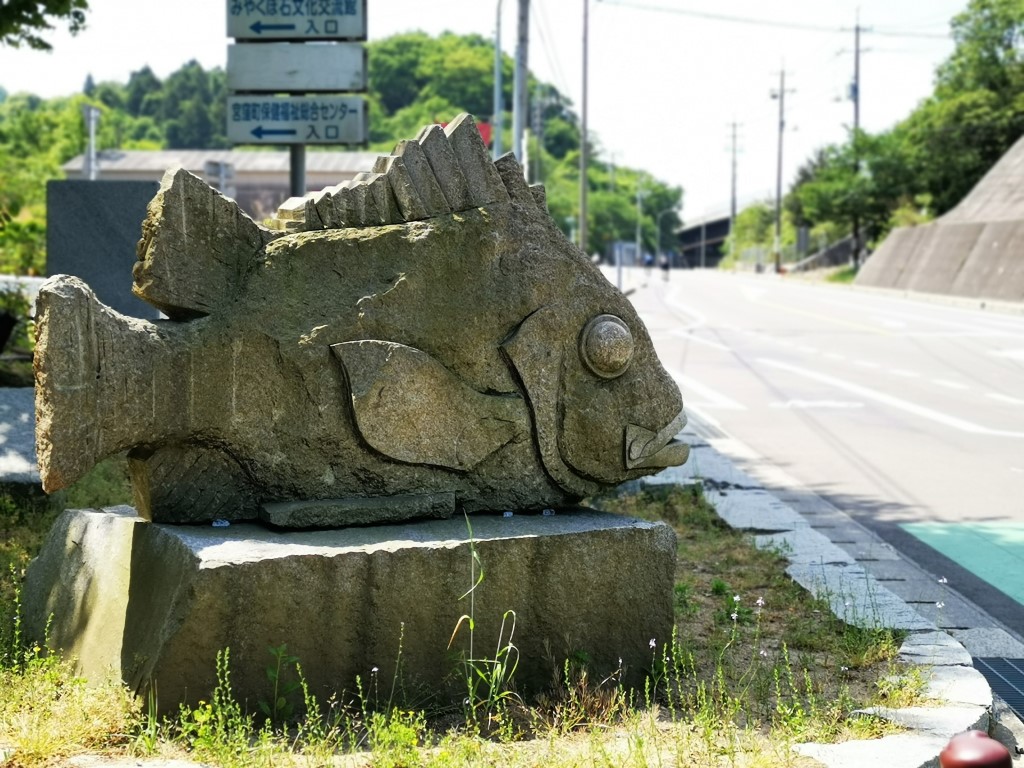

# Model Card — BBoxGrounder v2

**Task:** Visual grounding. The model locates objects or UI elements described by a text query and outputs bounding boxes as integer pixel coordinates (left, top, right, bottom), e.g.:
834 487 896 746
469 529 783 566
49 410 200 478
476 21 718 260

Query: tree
936 0 1024 99
0 0 89 50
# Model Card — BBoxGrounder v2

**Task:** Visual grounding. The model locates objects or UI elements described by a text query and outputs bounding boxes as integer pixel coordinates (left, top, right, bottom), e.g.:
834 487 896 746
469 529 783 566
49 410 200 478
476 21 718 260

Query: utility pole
532 84 545 184
850 15 869 269
579 0 590 255
729 121 741 248
631 174 645 290
512 0 529 162
81 105 101 181
770 69 794 274
492 0 503 160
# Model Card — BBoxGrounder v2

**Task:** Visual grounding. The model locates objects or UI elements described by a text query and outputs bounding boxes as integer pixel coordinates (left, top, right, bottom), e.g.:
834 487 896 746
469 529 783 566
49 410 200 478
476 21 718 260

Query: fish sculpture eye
579 314 635 379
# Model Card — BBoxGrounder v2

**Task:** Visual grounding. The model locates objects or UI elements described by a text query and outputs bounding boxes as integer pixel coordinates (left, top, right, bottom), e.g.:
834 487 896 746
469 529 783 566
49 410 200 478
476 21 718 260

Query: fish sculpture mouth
624 409 690 470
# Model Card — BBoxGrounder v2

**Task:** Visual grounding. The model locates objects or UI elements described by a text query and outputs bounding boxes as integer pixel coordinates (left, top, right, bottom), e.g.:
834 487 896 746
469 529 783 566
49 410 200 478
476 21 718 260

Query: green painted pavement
902 522 1024 606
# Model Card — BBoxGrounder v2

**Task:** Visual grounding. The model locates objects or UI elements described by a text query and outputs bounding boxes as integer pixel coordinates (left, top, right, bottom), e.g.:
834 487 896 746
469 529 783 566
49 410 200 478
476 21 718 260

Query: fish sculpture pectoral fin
331 340 528 471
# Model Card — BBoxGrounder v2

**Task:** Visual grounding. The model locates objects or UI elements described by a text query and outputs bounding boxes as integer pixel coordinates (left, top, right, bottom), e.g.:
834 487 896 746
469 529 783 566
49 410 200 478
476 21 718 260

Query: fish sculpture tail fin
34 276 156 493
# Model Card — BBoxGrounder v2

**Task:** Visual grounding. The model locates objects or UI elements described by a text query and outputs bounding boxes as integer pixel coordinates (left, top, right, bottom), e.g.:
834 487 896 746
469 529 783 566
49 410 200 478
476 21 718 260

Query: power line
531 0 571 97
596 0 951 39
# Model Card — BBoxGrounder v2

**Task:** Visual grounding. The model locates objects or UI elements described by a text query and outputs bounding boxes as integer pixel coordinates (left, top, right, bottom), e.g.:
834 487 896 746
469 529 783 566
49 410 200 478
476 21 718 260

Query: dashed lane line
759 358 1024 438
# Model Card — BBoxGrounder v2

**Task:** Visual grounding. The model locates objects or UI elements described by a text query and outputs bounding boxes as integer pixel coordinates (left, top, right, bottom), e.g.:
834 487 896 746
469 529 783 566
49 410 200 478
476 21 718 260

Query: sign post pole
226 1 368 199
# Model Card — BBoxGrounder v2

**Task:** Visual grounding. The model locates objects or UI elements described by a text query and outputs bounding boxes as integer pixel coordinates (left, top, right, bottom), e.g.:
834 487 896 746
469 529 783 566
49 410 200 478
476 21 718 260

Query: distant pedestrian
659 253 670 281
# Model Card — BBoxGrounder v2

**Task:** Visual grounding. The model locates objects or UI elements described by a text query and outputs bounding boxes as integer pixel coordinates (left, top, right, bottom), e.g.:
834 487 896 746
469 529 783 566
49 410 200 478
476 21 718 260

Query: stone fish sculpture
34 113 689 527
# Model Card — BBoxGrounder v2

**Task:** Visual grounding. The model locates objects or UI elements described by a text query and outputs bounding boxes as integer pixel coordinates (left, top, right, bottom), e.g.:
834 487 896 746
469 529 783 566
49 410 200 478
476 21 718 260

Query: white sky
0 0 965 218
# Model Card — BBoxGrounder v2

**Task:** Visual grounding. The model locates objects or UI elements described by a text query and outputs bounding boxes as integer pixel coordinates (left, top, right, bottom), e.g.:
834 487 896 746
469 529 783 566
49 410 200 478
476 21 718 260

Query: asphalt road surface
614 266 1024 636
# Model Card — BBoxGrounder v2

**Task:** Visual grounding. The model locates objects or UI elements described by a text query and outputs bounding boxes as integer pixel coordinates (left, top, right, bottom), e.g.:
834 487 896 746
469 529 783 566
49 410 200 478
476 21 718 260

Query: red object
939 731 1012 768
438 120 492 148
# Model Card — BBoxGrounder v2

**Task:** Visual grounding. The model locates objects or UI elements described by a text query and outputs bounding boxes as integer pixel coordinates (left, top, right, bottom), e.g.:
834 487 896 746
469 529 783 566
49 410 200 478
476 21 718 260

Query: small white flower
841 665 849 672
759 649 768 658
938 576 948 584
649 638 657 650
755 596 765 607
936 601 945 609
730 612 738 621
371 666 379 674
733 594 741 603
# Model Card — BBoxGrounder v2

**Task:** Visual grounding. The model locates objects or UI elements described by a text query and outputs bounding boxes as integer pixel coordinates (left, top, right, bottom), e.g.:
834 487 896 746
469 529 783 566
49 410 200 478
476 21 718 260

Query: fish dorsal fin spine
268 113 543 233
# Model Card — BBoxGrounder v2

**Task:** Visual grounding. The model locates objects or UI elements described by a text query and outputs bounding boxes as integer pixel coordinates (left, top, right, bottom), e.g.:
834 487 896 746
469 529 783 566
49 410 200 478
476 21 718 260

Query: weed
447 513 522 731
259 642 301 724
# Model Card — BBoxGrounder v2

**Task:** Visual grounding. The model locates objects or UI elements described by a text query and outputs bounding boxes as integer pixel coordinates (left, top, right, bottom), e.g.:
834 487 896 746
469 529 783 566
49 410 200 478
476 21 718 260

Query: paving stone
855 704 990 738
905 598 995 630
0 387 38 484
900 631 974 666
704 488 808 532
879 578 950 604
922 665 992 708
651 442 760 488
953 627 1024 657
794 732 949 768
862 560 936 581
786 562 936 631
755 527 857 565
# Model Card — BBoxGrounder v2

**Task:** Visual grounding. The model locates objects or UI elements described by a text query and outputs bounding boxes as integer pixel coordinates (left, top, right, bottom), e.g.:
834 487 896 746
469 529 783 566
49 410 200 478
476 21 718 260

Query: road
614 267 1024 636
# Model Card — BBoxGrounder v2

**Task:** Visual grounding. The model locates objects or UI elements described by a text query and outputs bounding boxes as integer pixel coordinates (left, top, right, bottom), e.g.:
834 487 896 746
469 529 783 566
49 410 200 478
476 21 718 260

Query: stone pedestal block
24 506 675 713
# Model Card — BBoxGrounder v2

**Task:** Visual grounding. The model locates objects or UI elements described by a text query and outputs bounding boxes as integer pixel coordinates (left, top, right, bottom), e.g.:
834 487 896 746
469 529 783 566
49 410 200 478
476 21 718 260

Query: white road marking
667 369 747 411
988 393 1024 407
889 369 920 378
670 329 732 351
932 379 970 391
758 358 1024 438
875 317 908 329
770 400 865 410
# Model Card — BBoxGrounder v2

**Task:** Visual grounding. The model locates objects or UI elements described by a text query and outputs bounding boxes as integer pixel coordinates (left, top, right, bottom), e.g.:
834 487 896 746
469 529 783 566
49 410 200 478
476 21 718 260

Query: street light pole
492 0 503 160
770 67 793 274
656 207 675 262
579 0 589 255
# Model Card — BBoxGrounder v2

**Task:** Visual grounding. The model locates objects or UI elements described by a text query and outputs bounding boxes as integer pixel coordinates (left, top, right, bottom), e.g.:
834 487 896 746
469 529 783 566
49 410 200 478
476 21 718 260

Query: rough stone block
24 507 676 713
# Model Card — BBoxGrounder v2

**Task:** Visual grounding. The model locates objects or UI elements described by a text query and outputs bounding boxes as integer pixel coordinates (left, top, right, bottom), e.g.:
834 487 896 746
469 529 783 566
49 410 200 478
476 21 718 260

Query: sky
0 0 968 219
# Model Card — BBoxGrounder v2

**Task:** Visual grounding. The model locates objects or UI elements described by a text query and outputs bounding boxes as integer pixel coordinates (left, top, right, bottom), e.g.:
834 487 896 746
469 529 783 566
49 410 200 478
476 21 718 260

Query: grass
0 480 925 767
825 266 858 284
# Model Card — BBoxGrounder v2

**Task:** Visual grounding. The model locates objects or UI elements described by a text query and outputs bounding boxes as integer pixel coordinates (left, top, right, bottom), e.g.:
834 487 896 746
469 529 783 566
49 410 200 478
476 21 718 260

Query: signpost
227 2 366 41
227 42 366 92
227 95 367 144
226 0 368 195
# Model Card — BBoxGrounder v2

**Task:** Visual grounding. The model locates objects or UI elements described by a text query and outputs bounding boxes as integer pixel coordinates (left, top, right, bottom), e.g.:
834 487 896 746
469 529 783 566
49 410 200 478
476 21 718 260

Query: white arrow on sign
227 0 367 41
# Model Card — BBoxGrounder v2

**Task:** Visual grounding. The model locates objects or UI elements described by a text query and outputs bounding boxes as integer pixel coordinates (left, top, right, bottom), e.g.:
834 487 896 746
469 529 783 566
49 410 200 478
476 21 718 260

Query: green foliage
259 643 302 724
0 0 89 50
448 515 522 731
175 648 260 763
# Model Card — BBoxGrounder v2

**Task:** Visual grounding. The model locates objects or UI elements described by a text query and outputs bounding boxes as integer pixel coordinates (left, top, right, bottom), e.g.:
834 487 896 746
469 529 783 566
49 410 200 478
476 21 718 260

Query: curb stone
646 428 1019 768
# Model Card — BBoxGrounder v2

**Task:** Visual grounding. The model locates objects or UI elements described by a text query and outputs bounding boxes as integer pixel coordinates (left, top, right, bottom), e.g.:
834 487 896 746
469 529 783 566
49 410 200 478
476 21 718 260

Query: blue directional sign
227 0 367 41
226 95 367 145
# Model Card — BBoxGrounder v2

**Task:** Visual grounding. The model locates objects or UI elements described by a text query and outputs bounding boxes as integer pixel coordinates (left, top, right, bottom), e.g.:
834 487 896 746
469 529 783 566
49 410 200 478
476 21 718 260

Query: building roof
63 148 379 176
